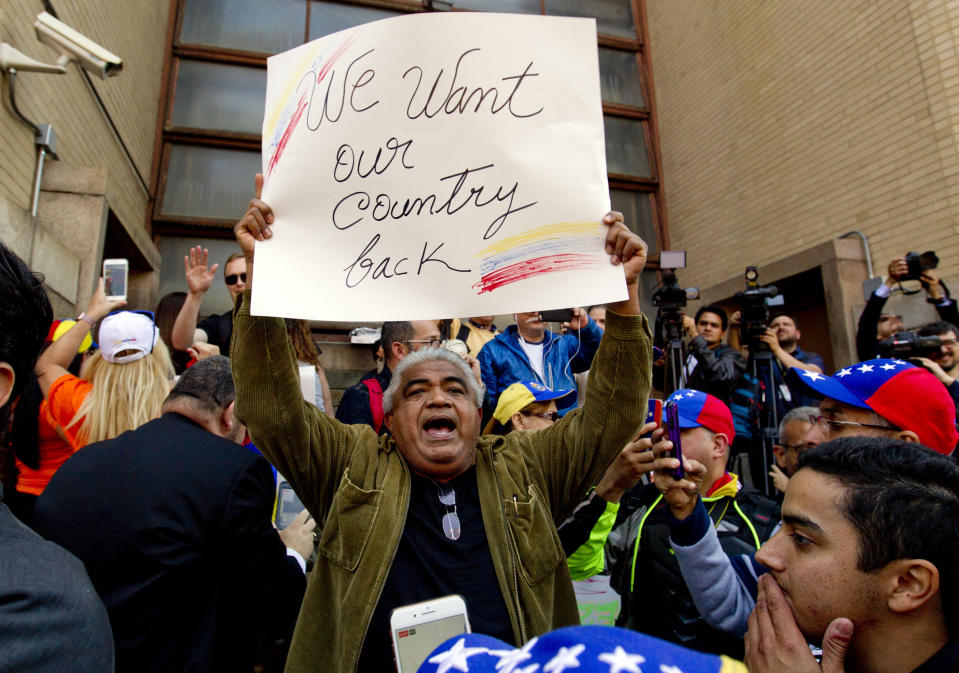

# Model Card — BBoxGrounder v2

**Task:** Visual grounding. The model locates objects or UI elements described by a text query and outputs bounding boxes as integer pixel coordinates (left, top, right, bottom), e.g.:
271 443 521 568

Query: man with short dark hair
587 305 606 331
650 358 959 641
35 356 312 673
856 256 959 361
172 247 247 354
915 319 959 416
745 438 959 673
335 319 442 432
232 184 650 673
0 241 113 673
680 304 746 404
755 314 824 416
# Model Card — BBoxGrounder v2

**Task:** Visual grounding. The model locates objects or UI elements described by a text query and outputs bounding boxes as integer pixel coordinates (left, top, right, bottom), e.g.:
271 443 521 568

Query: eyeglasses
521 410 559 422
225 273 247 286
807 415 898 434
437 484 461 541
780 442 813 452
402 338 443 349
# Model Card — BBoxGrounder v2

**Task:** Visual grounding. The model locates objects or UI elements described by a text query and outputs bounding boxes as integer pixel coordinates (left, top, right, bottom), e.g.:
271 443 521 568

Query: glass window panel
604 116 651 177
599 48 644 108
610 189 655 247
171 61 266 135
450 0 543 12
309 1 402 40
545 0 636 39
160 145 262 220
180 0 306 54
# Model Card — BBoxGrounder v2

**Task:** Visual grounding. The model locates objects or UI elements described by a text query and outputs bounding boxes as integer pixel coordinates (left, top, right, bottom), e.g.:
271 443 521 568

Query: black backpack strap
456 323 472 350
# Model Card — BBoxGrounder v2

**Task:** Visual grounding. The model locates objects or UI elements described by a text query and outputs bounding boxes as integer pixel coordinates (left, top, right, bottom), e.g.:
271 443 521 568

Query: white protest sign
253 12 625 321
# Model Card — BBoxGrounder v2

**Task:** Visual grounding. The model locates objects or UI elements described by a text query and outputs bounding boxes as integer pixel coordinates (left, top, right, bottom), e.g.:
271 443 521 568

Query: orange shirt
15 374 91 495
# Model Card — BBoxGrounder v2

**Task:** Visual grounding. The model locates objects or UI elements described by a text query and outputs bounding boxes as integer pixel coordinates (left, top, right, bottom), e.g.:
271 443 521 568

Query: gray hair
165 355 235 417
382 348 484 413
778 405 818 442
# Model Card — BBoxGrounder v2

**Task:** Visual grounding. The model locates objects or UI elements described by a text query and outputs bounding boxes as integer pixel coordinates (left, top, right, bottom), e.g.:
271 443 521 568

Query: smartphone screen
275 481 306 530
664 400 684 479
394 613 468 673
103 260 127 299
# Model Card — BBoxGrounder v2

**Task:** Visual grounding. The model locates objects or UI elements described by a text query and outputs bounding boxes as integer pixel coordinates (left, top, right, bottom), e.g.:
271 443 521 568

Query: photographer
740 313 825 417
856 256 959 361
679 305 746 405
915 320 959 416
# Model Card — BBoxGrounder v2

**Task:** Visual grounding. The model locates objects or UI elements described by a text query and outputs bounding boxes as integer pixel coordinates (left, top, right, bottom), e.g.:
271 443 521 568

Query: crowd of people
0 177 958 673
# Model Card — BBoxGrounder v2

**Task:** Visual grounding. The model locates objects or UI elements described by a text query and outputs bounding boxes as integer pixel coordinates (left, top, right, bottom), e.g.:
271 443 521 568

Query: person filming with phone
229 174 651 673
477 306 603 420
604 388 779 658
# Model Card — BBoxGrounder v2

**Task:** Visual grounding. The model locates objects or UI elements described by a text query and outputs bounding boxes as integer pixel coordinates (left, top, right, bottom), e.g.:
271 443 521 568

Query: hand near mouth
745 575 852 673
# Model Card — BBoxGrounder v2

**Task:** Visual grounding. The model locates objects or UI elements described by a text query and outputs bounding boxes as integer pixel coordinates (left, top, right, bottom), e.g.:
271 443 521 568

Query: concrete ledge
40 161 107 196
31 226 79 303
0 194 34 259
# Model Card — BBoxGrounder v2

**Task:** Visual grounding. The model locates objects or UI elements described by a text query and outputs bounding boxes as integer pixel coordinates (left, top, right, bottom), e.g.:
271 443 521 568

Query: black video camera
651 270 699 345
876 331 942 359
651 270 695 311
734 267 783 351
903 251 939 282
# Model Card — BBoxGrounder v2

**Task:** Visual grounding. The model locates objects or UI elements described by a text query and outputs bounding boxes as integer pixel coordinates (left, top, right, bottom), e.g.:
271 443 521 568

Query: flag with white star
417 625 746 673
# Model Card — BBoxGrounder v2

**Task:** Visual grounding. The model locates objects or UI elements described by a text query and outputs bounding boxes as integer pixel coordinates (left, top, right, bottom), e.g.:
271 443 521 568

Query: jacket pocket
318 470 381 571
504 486 564 586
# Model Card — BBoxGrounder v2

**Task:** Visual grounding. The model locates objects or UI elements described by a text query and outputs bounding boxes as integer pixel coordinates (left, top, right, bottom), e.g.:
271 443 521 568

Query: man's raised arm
514 212 652 518
230 173 372 518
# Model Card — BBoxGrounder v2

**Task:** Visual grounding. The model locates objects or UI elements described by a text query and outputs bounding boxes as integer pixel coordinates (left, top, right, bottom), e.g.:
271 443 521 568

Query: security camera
33 12 122 79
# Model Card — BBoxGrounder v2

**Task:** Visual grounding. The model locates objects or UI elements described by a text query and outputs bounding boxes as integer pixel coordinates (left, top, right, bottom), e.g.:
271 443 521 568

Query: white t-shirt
518 338 545 380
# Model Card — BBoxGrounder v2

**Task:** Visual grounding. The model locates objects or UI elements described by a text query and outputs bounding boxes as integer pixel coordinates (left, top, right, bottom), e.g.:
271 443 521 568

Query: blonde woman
36 280 174 449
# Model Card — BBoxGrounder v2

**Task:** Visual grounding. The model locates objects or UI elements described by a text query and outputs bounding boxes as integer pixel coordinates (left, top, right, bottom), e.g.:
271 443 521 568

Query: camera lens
919 251 939 271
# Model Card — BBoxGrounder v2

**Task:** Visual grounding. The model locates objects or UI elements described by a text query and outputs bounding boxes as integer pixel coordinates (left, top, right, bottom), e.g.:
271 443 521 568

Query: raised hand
183 246 219 296
234 173 274 262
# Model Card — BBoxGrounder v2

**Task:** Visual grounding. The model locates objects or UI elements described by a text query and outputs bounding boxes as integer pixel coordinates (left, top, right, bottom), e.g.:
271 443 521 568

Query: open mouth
422 415 457 439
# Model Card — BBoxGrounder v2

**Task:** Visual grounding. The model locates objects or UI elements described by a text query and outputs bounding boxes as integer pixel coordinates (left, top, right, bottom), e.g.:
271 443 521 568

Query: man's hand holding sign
237 171 645 316
230 12 652 673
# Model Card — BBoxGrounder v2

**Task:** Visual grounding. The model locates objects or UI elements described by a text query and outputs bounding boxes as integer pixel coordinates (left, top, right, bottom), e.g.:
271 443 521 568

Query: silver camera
34 12 122 79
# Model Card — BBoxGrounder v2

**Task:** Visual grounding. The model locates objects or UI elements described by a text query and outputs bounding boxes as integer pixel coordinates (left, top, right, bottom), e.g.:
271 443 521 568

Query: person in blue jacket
478 308 602 419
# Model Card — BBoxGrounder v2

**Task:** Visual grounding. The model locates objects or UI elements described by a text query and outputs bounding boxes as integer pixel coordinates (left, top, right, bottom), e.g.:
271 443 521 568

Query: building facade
647 0 959 368
1 0 170 316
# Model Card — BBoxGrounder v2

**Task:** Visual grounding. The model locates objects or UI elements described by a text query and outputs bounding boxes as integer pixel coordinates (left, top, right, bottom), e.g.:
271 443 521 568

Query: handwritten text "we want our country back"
269 46 546 289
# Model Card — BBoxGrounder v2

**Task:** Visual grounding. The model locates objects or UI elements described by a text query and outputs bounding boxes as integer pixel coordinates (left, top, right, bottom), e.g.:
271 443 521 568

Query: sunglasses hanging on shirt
436 483 461 541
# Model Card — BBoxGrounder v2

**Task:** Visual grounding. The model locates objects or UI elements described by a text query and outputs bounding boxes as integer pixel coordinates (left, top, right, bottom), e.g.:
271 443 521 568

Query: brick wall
1 0 169 242
646 0 959 294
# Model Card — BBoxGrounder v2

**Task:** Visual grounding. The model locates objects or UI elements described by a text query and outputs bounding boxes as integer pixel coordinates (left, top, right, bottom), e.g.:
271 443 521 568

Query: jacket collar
703 472 740 500
504 324 559 350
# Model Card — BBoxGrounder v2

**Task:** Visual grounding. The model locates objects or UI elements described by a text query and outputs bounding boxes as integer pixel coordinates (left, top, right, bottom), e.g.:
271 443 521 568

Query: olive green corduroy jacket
231 291 651 673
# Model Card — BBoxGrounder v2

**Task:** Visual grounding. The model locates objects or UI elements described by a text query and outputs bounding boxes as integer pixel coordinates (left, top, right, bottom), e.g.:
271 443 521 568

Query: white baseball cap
98 311 159 365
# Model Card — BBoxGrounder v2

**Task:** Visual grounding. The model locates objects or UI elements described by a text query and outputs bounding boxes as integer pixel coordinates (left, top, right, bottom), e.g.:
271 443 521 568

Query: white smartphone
390 594 470 673
102 258 128 301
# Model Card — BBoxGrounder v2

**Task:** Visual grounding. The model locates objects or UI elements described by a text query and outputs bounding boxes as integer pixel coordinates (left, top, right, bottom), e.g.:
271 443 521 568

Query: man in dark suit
35 356 314 673
0 241 113 673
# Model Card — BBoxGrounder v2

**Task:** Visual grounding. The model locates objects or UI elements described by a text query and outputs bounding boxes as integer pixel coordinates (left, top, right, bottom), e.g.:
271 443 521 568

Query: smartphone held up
103 258 128 302
664 400 684 480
